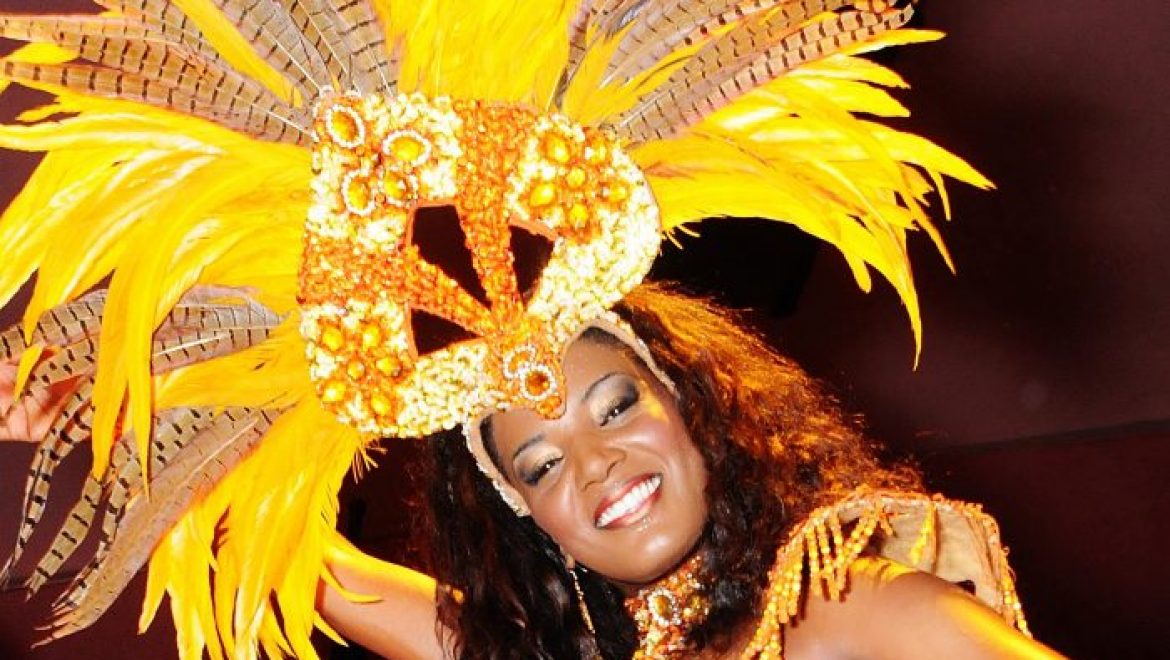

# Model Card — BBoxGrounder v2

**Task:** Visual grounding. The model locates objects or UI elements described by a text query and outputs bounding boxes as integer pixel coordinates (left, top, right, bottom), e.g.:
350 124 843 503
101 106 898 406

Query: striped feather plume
0 288 281 603
0 1 986 658
560 0 991 356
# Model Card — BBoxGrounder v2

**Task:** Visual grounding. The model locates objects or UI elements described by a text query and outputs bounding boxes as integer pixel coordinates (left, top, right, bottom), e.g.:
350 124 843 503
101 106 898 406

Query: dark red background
2 1 1167 658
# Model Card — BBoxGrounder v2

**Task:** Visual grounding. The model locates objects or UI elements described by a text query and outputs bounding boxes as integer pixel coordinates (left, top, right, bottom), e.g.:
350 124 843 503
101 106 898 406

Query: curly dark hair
422 282 921 659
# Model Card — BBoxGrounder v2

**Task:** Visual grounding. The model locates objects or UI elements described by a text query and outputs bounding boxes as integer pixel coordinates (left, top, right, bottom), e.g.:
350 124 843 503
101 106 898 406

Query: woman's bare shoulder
784 557 1064 660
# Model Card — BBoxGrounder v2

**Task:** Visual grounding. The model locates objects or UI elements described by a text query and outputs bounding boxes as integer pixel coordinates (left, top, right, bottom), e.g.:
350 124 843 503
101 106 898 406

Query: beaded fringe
741 488 1031 659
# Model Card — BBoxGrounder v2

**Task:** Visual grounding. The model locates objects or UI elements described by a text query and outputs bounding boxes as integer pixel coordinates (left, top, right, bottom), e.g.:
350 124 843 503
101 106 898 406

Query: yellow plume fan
142 400 362 660
640 39 991 361
391 0 570 103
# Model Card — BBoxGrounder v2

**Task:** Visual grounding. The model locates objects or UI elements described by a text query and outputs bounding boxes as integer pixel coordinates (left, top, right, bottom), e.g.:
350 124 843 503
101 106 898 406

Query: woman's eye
600 387 639 425
523 456 561 486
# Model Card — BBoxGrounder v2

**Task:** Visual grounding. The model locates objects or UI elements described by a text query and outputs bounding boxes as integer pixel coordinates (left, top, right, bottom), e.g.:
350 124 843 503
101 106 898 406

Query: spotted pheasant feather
616 2 917 142
0 0 402 145
0 287 281 593
39 407 276 642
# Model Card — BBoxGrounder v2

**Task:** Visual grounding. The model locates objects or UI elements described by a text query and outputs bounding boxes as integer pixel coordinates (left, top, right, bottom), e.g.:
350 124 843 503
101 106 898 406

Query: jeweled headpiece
0 1 988 657
301 93 659 437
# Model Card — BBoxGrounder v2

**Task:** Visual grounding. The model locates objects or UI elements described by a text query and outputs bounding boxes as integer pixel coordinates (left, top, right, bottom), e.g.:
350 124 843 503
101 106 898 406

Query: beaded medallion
625 553 711 658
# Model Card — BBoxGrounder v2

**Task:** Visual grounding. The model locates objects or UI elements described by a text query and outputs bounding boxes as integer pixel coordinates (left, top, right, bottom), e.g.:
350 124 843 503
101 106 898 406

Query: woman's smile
594 473 662 529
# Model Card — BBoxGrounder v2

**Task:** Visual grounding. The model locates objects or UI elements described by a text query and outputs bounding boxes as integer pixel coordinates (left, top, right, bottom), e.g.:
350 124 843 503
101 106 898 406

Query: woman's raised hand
0 355 70 442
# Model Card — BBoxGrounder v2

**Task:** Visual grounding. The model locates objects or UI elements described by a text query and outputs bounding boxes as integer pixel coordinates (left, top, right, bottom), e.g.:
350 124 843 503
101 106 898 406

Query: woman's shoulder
782 556 1062 659
739 487 1043 659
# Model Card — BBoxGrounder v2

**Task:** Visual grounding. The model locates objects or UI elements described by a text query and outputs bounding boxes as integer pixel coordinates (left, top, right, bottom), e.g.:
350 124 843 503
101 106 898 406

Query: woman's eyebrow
579 371 622 407
511 432 546 464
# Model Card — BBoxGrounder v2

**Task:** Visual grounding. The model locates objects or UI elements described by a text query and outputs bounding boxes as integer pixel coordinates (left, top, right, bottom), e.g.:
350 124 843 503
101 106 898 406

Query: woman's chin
589 523 704 592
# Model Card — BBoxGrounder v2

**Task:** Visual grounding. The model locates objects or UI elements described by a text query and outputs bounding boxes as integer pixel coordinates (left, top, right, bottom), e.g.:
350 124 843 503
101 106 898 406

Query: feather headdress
0 1 988 658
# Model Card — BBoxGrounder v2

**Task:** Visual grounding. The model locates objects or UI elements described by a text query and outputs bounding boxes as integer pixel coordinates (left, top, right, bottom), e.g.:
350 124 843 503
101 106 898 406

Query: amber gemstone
376 356 402 377
389 134 426 163
566 167 587 189
370 392 394 416
569 203 590 227
346 360 366 380
543 134 571 164
321 379 346 403
383 171 411 202
361 323 383 350
649 591 675 621
329 107 362 144
529 182 557 208
321 326 346 351
586 139 608 165
524 369 550 395
345 177 372 212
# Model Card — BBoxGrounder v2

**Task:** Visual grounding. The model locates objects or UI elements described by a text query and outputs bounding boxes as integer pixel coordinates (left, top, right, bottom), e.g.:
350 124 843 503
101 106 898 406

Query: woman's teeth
596 475 662 528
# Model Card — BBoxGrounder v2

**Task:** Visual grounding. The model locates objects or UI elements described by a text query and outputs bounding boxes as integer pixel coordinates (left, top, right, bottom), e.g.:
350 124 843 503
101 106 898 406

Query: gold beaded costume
0 1 1024 658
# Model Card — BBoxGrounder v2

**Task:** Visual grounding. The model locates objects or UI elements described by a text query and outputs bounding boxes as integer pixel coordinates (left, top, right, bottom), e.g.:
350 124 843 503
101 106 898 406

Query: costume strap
742 487 1031 658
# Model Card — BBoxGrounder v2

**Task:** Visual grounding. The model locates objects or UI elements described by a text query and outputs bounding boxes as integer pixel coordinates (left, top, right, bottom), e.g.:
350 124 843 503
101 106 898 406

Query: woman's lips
594 474 662 529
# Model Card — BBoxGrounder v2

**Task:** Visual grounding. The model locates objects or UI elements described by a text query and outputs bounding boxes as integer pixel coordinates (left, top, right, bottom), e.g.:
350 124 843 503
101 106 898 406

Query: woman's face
486 336 708 591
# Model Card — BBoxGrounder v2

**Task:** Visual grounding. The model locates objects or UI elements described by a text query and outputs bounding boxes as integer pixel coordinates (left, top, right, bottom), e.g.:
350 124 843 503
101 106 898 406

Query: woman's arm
786 557 1064 659
319 528 451 660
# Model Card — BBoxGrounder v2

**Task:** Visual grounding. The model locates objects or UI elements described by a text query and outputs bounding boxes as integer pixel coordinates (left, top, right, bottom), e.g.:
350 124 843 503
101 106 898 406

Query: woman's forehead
491 339 639 426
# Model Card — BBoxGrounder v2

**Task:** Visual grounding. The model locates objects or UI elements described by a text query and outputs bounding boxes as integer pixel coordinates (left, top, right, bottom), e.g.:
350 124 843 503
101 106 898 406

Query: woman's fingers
0 358 73 443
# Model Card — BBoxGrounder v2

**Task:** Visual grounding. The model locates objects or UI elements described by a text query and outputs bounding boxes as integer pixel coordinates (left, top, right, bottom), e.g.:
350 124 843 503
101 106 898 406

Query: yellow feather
790 53 910 88
793 77 910 118
13 343 44 399
863 122 993 191
840 28 944 57
154 320 310 412
171 0 298 105
562 21 700 125
394 1 570 103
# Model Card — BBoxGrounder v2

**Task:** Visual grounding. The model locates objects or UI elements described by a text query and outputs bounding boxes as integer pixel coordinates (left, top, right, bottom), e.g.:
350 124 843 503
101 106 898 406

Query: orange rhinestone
649 592 673 620
524 369 550 396
361 323 383 350
389 134 426 163
321 379 346 403
370 392 394 416
345 177 372 212
529 182 557 208
605 182 630 203
346 360 366 380
543 134 571 164
569 202 590 227
375 356 402 377
586 139 609 165
566 167 587 189
329 108 362 144
321 326 345 351
383 171 411 203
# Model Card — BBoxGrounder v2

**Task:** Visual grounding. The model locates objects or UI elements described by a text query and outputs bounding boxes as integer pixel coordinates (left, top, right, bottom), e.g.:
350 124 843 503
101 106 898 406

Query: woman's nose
572 436 625 489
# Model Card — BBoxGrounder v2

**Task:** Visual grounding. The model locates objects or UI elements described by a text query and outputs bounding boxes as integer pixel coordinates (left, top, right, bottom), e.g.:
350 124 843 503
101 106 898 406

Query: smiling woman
417 284 1055 659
